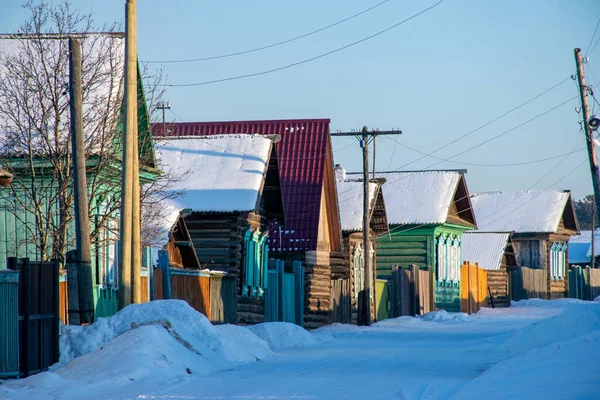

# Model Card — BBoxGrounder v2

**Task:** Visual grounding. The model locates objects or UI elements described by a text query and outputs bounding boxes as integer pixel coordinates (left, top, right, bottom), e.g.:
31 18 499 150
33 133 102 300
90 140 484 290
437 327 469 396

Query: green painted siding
377 223 473 312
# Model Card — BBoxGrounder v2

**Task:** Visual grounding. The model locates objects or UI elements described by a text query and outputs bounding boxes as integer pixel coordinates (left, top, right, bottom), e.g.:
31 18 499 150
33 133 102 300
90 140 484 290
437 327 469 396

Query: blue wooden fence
265 259 304 326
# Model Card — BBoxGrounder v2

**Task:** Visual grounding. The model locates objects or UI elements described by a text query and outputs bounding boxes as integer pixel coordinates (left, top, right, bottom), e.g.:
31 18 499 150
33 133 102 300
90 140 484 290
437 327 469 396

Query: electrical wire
141 0 392 63
386 76 572 172
164 0 446 87
396 141 585 167
585 16 600 57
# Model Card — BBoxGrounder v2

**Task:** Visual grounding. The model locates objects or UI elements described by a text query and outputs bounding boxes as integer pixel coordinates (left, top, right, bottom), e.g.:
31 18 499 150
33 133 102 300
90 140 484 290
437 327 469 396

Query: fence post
158 250 171 300
149 265 155 301
52 259 59 364
22 258 30 377
65 250 81 325
390 265 399 318
410 264 420 316
293 261 304 327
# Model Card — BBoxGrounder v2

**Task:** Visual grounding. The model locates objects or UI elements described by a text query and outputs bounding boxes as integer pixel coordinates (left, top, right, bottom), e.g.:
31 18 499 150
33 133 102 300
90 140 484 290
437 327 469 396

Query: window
242 229 268 298
550 241 567 280
353 242 364 301
437 234 461 284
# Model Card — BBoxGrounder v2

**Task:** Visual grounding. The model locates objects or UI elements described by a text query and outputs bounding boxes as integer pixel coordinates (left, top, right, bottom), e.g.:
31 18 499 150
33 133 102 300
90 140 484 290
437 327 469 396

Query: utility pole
69 37 94 324
331 127 402 325
119 0 137 309
592 208 595 269
575 48 600 222
156 102 171 136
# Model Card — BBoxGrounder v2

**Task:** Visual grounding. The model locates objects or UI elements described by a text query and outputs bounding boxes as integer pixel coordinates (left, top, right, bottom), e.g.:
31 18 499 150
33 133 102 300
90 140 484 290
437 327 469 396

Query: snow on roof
470 191 570 234
0 34 125 155
461 232 510 271
347 171 462 225
155 135 272 241
336 181 378 232
583 228 600 258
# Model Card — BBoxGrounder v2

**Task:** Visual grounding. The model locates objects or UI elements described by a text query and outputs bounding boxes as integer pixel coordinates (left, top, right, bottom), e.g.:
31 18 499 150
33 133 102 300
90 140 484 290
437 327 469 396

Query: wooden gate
7 257 59 377
509 267 548 301
375 279 389 321
460 262 488 314
569 266 600 300
386 265 434 318
265 259 304 326
331 279 350 323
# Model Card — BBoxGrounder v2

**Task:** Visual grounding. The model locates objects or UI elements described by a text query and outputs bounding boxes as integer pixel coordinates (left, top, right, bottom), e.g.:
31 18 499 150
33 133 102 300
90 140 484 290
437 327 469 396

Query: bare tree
0 1 180 267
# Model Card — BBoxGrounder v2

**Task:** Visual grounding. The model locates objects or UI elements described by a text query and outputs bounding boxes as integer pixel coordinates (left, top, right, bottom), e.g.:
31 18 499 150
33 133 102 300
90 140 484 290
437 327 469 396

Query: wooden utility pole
119 0 137 309
69 38 94 324
331 127 402 325
575 48 600 222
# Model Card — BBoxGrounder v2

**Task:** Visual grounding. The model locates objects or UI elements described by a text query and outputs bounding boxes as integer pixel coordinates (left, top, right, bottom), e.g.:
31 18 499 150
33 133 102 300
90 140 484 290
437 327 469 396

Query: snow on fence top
155 135 273 239
461 232 510 270
470 190 569 234
347 171 462 225
336 181 378 232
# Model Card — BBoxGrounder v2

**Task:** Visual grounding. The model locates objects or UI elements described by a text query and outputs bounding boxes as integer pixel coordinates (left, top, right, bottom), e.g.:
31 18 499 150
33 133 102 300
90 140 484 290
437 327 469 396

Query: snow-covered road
2 299 599 400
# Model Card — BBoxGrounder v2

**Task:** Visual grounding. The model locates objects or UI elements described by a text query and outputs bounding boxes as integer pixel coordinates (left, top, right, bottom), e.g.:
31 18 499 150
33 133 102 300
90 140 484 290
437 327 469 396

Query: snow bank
500 300 600 355
454 330 600 399
249 322 318 350
60 300 270 367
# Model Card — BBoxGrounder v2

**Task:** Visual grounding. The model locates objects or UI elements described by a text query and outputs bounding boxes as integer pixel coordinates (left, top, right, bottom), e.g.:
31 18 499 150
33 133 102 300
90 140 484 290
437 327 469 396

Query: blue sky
3 0 600 199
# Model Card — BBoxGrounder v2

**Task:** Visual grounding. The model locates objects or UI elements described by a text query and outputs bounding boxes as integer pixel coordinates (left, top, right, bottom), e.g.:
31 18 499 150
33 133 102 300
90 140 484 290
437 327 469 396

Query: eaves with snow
347 170 476 227
470 190 579 234
336 180 379 232
155 135 277 242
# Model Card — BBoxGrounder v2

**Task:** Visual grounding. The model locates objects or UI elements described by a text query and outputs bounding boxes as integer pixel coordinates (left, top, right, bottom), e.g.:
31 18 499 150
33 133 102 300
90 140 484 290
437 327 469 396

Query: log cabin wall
512 233 570 299
179 211 269 325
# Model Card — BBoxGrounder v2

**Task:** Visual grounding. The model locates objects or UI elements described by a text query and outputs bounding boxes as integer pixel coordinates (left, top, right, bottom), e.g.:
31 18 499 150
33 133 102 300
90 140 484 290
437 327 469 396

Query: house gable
445 174 476 228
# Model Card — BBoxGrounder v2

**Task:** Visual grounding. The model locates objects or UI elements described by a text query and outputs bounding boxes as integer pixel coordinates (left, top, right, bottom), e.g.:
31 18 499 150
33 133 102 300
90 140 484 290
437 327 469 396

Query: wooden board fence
569 266 600 301
386 265 433 318
460 262 488 314
509 267 547 301
331 279 351 323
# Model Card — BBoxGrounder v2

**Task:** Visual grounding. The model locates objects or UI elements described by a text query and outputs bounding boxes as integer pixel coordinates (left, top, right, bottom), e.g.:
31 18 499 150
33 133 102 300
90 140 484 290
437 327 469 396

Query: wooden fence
569 266 600 301
153 267 237 324
7 257 59 378
331 279 351 323
376 265 433 320
460 262 488 314
509 267 547 301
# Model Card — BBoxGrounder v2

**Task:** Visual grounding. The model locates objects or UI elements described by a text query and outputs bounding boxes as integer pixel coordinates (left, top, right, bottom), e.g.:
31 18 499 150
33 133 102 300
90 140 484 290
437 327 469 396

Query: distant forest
574 195 595 231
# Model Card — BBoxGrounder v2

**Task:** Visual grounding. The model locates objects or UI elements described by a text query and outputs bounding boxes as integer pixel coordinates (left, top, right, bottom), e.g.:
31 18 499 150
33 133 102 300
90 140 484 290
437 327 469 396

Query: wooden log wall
486 270 508 308
304 250 332 329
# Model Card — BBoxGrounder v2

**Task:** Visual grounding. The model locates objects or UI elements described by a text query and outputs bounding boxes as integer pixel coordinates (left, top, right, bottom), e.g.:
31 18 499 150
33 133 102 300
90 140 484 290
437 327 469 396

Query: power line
585 15 600 57
389 76 572 171
396 141 585 167
164 0 446 87
142 0 392 63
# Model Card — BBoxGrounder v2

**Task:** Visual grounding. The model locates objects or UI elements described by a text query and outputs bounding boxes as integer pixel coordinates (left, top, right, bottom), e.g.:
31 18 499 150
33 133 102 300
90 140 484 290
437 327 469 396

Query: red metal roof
152 119 331 252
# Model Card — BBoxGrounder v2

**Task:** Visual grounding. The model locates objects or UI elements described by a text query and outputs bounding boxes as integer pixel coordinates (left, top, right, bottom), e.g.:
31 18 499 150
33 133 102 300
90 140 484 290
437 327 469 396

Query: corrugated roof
152 119 331 251
461 232 510 271
336 181 378 232
470 190 570 234
348 171 462 225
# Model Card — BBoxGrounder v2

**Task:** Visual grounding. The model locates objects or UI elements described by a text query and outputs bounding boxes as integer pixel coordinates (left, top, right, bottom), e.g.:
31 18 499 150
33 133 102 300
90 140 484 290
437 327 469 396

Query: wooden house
470 190 580 299
155 135 285 324
366 170 477 312
0 33 159 320
335 168 388 324
153 119 343 329
461 232 517 307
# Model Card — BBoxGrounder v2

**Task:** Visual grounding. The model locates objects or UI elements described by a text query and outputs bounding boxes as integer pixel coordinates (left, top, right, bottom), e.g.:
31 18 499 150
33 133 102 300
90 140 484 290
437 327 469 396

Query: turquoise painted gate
265 259 304 326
